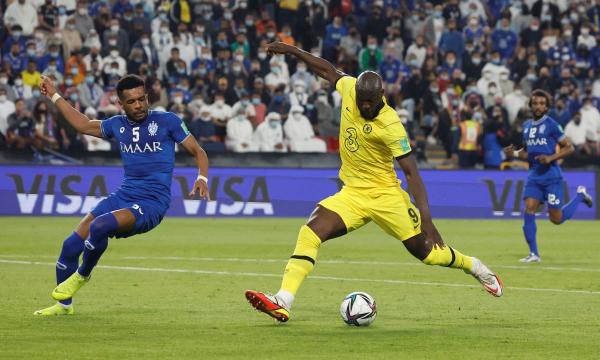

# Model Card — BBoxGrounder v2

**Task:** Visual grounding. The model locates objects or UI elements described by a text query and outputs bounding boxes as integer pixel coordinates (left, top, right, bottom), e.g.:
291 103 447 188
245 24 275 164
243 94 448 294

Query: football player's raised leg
403 231 503 297
52 209 136 301
553 186 592 224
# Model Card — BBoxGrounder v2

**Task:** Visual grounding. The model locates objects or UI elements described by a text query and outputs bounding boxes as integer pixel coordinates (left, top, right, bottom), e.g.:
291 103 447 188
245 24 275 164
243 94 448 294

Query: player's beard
129 109 149 123
533 109 546 120
359 101 384 120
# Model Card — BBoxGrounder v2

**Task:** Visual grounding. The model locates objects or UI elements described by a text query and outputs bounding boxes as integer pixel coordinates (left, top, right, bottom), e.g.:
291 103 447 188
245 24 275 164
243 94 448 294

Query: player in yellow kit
245 42 503 323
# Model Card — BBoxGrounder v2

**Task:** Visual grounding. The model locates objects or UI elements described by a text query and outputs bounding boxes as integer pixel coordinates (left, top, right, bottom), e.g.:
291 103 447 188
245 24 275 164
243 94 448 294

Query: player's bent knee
549 217 562 225
89 213 119 238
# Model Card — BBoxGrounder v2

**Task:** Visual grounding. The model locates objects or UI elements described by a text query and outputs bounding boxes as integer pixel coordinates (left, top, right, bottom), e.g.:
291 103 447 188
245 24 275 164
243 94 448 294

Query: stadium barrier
0 165 597 219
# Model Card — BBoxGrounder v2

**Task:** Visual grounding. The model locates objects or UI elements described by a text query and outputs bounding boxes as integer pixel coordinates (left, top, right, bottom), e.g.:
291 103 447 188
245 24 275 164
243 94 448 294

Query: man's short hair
116 74 146 99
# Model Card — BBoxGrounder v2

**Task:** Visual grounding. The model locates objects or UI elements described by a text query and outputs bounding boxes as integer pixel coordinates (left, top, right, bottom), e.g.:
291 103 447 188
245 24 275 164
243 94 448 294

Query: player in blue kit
504 89 593 263
34 74 210 315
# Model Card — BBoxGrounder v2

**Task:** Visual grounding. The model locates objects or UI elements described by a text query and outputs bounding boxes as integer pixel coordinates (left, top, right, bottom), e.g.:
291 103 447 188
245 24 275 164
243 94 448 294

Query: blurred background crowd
1 0 600 168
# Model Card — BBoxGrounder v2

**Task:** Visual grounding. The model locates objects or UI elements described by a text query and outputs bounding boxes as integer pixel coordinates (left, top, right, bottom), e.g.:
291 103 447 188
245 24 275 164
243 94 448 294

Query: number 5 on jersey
132 127 140 142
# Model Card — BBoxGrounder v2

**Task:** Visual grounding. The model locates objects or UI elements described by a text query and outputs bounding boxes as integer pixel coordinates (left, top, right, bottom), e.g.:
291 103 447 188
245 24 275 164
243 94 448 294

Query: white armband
197 175 208 183
513 149 522 158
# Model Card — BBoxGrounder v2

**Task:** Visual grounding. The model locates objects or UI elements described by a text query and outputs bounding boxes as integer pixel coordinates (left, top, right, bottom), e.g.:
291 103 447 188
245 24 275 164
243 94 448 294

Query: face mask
58 8 66 15
267 32 275 38
109 39 117 46
297 66 306 72
110 50 119 58
215 99 224 106
430 87 439 93
233 66 242 73
582 28 590 36
201 53 212 60
203 13 212 20
500 73 509 80
71 67 78 75
224 13 232 20
27 49 36 57
141 38 150 45
0 78 7 85
472 58 481 65
269 121 278 129
70 94 79 102
367 44 377 51
447 59 455 66
272 67 280 74
14 78 23 86
173 96 183 105
0 95 6 102
245 20 253 26
160 27 168 34
564 30 573 37
258 52 267 60
67 24 76 30
489 87 497 94
198 68 207 75
111 25 119 32
252 98 260 105
65 79 73 86
294 85 304 93
48 65 57 71
50 51 59 57
78 8 87 15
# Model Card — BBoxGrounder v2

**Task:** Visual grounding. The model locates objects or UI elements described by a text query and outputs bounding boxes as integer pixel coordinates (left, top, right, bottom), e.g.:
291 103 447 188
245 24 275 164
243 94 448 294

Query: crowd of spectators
0 0 599 167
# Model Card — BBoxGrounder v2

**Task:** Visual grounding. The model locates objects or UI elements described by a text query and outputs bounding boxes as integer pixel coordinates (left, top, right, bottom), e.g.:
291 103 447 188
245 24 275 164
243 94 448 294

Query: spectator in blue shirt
37 43 65 74
439 19 465 61
491 17 517 60
2 25 26 57
323 16 347 62
3 43 27 77
112 0 133 18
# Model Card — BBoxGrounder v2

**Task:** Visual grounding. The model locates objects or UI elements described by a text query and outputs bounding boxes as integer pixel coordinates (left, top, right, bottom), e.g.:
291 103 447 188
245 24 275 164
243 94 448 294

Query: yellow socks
279 225 322 297
422 244 473 273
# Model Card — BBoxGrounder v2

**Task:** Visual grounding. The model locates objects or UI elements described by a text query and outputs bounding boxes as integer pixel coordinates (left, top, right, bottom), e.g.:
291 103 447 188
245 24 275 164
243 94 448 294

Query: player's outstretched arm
179 135 210 200
39 75 103 138
266 41 345 85
397 154 444 247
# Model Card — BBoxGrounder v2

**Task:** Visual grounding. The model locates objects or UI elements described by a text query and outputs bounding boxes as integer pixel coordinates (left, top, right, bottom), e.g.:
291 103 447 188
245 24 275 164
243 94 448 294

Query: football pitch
1 217 599 359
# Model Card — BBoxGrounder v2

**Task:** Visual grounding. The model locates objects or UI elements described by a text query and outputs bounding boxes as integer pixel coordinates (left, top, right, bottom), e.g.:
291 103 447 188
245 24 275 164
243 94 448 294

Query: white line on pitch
1 259 599 296
2 254 600 273
121 255 600 273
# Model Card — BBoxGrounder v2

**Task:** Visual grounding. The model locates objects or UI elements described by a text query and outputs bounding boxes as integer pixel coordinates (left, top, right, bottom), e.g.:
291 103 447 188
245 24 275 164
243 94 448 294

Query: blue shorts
523 179 564 209
90 192 166 238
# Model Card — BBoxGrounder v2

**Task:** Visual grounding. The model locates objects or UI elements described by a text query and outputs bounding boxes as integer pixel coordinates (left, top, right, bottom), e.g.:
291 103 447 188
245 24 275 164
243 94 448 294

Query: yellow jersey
335 75 412 188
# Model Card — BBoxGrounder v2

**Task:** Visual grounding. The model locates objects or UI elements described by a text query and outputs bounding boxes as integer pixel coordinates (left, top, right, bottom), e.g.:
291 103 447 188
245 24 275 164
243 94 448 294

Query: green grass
1 217 600 359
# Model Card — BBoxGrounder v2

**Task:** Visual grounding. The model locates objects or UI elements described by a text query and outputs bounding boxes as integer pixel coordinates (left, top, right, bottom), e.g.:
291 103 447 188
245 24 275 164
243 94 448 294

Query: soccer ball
340 291 377 326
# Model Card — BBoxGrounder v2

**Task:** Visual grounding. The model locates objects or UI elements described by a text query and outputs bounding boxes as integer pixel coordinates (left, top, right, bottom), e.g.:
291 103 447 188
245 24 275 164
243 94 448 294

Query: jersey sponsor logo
363 124 372 134
539 124 546 134
119 141 163 154
148 121 159 136
344 127 359 152
526 138 548 146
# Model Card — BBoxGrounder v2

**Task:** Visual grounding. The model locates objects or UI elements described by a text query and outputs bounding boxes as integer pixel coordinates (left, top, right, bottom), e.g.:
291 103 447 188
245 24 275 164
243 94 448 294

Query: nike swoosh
484 283 499 295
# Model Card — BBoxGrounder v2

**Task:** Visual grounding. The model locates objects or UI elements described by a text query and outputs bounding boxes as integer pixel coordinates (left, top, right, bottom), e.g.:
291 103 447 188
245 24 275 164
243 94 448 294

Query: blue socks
560 193 584 224
56 232 85 305
523 213 538 256
78 213 119 277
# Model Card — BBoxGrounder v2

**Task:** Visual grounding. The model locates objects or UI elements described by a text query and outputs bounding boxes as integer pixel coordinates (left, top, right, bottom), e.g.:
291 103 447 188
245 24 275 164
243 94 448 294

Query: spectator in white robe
284 105 327 153
226 109 257 152
254 112 286 152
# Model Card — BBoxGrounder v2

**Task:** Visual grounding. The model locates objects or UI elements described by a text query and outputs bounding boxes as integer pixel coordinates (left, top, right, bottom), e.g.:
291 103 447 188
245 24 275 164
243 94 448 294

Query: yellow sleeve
335 76 356 95
380 121 412 158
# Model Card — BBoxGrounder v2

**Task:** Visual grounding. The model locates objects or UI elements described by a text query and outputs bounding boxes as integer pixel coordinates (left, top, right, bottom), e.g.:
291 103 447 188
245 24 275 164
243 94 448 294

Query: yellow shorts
318 185 422 241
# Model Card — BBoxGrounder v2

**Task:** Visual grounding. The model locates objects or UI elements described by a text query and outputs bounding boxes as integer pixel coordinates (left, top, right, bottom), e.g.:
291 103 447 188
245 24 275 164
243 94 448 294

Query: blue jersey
100 110 191 211
522 115 565 182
